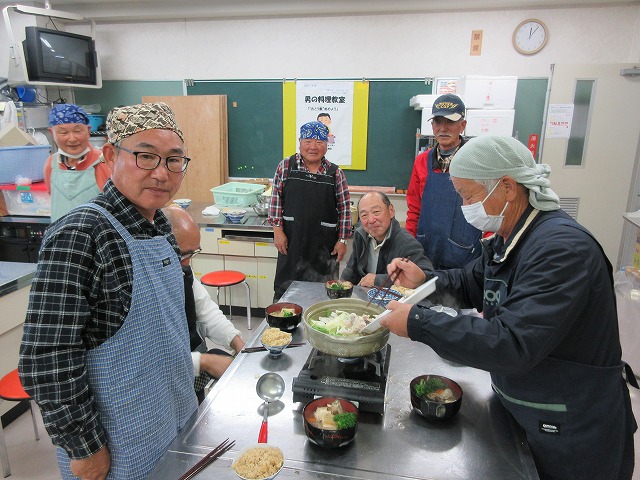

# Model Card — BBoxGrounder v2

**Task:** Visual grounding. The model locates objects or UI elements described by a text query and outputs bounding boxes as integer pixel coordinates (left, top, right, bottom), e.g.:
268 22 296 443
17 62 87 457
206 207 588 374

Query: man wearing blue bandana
381 135 637 480
268 121 352 300
46 104 111 222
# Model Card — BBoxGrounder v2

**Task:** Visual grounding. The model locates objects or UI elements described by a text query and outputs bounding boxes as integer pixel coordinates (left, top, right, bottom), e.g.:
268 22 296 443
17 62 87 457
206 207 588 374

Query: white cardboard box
409 94 439 110
465 109 515 137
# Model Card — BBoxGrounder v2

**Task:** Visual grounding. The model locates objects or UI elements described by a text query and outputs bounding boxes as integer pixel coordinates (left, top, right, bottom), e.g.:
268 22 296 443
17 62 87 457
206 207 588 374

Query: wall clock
512 19 548 55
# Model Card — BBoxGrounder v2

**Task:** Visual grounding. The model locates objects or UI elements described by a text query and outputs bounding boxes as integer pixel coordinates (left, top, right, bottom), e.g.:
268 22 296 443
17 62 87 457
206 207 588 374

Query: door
540 64 640 267
142 95 229 203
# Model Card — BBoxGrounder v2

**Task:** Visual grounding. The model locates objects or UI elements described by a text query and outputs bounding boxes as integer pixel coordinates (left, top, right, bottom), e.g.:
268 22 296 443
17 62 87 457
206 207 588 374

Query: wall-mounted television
22 26 99 86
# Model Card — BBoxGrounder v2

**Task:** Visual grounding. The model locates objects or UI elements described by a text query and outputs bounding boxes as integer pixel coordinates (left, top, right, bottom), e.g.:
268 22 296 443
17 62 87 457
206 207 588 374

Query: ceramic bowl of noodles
410 374 463 421
222 209 247 224
260 327 292 358
266 302 303 331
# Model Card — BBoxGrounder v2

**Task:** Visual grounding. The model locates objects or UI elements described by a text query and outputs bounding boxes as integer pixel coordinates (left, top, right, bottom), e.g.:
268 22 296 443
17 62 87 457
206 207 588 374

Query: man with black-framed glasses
20 102 197 480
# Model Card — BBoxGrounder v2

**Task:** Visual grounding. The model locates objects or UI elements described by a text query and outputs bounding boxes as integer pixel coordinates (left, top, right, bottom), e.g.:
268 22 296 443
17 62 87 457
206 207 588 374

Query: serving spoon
256 372 285 443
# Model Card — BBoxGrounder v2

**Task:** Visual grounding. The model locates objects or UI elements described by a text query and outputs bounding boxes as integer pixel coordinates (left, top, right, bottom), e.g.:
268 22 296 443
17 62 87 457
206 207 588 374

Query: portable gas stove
292 344 391 414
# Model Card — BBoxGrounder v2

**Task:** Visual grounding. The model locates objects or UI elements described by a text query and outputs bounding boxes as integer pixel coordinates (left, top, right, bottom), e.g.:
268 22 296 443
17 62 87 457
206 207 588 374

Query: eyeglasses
116 144 190 173
180 248 201 261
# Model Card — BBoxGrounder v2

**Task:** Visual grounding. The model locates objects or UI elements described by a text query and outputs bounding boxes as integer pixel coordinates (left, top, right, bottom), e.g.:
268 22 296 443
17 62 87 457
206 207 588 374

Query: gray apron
56 204 197 479
50 153 102 222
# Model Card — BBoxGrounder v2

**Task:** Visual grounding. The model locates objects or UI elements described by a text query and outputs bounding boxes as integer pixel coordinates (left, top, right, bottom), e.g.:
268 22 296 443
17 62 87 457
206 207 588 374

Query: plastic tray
0 145 50 184
210 182 266 207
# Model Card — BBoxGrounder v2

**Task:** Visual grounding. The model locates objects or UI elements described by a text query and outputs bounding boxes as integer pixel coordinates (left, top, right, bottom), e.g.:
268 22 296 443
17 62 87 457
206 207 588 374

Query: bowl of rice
231 444 284 480
260 327 292 358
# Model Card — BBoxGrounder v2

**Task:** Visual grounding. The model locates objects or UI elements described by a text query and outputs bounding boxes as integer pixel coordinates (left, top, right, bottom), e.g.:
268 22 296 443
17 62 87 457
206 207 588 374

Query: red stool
200 270 252 330
0 369 40 477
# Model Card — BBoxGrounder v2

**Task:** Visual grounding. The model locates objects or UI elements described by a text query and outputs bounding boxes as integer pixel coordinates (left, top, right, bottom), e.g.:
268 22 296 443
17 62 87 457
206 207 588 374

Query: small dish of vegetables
325 280 353 299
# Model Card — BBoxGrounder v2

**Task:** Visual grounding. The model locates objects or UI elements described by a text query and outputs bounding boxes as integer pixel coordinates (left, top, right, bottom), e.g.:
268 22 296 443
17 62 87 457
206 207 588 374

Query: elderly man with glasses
163 205 245 403
20 103 197 480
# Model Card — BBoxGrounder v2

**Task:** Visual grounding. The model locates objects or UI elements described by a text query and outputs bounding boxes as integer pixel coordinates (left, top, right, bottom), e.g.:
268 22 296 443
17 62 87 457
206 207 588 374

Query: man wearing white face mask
380 135 637 480
45 104 111 222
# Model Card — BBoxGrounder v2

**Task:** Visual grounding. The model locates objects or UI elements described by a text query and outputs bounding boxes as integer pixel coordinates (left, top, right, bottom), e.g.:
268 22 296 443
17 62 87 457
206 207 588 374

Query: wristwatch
339 239 347 244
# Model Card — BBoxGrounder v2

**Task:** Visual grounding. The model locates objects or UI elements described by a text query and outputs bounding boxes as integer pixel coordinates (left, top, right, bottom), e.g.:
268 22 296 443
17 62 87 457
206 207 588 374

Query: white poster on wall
546 104 574 139
295 81 354 166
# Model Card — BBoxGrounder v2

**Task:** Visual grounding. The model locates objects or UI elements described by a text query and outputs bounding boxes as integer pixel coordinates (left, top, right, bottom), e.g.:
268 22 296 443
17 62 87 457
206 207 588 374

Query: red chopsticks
178 438 235 480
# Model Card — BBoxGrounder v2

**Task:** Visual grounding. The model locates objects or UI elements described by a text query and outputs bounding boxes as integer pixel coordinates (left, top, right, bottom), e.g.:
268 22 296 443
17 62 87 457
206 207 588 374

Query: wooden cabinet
142 95 229 203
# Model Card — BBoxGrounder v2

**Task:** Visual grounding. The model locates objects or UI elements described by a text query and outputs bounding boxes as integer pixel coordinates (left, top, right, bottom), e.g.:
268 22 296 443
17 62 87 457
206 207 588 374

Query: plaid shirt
19 179 178 459
268 154 352 239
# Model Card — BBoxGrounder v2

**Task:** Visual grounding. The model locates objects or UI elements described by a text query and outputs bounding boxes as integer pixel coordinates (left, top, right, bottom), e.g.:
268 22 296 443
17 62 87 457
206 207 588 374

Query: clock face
513 19 548 55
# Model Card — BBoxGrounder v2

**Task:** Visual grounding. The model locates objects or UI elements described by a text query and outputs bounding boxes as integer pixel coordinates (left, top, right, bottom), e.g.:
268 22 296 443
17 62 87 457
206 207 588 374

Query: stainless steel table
150 281 539 479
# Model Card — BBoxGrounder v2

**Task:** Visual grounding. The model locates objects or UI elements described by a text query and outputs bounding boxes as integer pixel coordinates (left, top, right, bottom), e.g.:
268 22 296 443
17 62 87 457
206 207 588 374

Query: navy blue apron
56 204 197 479
484 217 635 480
273 156 339 300
416 148 481 270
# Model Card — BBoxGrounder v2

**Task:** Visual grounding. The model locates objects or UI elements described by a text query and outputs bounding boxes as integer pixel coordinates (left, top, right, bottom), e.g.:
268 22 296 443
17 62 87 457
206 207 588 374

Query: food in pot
413 377 457 403
260 327 292 346
269 307 296 318
308 400 357 430
326 280 353 290
232 445 284 479
309 310 374 336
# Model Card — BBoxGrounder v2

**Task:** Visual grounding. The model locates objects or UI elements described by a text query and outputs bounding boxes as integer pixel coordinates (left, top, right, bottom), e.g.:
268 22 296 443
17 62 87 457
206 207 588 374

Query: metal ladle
256 372 285 443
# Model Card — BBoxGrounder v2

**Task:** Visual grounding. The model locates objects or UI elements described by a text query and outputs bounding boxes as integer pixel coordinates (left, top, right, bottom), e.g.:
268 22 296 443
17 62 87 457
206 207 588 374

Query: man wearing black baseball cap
406 93 482 270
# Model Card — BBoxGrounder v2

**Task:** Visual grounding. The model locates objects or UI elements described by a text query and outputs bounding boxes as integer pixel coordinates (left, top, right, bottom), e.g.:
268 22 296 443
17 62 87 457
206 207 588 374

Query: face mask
461 181 509 232
58 146 90 159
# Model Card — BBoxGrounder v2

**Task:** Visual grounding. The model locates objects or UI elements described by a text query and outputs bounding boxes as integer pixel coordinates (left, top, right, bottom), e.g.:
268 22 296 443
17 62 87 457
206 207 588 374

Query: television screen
23 26 98 86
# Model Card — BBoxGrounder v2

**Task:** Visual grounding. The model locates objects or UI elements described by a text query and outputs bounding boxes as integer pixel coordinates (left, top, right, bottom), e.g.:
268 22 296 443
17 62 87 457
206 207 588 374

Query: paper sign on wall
462 75 518 109
283 80 369 170
546 104 574 139
434 78 460 95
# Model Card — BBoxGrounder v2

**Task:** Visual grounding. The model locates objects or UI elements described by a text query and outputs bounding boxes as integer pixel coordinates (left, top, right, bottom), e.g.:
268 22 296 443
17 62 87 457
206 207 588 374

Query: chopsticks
365 257 408 309
178 438 235 480
241 342 306 353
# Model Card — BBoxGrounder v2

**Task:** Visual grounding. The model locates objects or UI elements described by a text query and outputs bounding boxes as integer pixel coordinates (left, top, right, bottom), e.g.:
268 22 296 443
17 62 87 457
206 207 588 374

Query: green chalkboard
187 79 432 189
73 78 547 190
74 80 183 118
187 81 283 178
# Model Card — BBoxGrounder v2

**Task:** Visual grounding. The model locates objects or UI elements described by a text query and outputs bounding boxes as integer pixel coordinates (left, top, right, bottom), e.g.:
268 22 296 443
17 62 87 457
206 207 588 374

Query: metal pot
303 298 388 357
253 202 269 216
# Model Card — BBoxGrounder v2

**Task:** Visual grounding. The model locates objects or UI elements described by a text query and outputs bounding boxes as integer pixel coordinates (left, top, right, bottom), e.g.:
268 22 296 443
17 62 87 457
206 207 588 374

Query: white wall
2 5 639 82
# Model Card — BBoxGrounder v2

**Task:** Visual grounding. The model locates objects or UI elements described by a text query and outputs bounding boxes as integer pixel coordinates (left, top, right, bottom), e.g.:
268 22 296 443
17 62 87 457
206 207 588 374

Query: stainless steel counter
0 261 36 298
150 281 539 480
189 201 272 231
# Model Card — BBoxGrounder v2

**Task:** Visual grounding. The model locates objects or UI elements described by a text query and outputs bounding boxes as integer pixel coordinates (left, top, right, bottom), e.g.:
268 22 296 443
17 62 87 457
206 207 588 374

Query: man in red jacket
405 94 481 270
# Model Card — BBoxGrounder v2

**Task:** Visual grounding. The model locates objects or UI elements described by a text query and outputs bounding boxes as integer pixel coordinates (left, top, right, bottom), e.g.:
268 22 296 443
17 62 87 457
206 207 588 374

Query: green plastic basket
210 182 266 206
